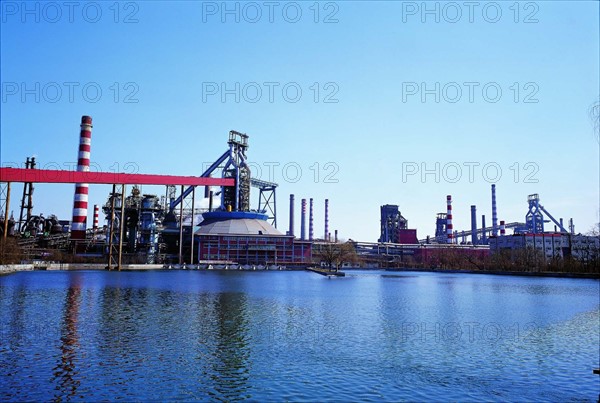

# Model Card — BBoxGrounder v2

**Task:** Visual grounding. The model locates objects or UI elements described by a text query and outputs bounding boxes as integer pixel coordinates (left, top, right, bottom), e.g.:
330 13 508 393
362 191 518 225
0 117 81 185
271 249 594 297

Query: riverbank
0 263 163 275
0 263 304 275
383 267 600 279
2 264 598 279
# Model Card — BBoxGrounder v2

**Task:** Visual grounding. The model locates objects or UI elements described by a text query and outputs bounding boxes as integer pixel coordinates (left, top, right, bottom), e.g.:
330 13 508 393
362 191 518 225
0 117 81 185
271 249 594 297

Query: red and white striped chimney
71 115 92 240
500 220 506 236
93 204 99 230
446 195 453 244
300 198 306 240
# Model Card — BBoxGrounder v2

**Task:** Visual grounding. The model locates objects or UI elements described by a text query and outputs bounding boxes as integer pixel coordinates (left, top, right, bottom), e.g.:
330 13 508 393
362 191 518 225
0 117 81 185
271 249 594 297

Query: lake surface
1 270 598 402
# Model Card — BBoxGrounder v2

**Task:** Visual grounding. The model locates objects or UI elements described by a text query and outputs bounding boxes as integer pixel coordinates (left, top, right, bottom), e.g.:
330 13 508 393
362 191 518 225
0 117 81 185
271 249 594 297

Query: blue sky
1 1 599 241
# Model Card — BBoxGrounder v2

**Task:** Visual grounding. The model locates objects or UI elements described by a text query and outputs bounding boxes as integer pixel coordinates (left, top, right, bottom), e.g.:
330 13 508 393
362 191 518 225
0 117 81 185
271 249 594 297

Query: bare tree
586 222 600 237
314 241 358 272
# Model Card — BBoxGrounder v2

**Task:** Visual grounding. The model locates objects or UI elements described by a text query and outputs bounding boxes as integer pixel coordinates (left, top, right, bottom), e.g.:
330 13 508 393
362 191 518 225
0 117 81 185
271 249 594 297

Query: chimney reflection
52 275 82 402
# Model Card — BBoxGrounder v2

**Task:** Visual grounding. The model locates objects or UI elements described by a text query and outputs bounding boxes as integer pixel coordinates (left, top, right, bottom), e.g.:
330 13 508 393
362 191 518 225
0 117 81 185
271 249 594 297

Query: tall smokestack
289 194 295 237
446 195 453 244
491 184 498 237
309 198 314 241
300 198 306 240
481 214 487 244
569 218 574 234
71 115 92 240
470 205 477 245
334 229 338 243
324 199 329 241
93 204 99 230
500 220 506 236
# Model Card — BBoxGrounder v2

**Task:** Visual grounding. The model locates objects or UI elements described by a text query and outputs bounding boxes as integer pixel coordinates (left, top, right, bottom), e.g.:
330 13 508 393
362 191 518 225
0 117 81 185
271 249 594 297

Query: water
1 270 598 402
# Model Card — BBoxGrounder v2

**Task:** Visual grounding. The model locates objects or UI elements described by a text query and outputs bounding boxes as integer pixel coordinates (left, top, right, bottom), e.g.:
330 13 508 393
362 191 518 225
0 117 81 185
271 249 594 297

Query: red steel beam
0 168 234 186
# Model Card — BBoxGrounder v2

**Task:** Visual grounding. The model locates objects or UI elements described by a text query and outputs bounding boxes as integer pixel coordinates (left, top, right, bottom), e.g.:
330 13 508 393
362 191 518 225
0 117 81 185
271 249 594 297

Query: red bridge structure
0 167 234 187
0 166 234 269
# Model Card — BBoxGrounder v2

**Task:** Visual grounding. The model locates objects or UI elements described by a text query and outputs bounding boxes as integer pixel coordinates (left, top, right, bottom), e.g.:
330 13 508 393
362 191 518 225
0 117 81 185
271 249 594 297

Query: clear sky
1 1 599 241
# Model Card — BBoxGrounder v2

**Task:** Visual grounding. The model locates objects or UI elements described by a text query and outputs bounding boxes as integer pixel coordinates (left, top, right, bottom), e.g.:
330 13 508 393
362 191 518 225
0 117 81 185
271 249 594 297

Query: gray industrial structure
378 205 408 243
434 213 447 243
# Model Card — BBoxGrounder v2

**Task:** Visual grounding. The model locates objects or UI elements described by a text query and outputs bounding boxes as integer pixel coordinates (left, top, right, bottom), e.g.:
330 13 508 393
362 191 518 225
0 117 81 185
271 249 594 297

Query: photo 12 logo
401 82 539 104
1 82 140 104
202 161 340 184
401 161 540 184
1 1 140 23
201 1 339 23
401 2 539 24
394 321 543 343
201 82 339 104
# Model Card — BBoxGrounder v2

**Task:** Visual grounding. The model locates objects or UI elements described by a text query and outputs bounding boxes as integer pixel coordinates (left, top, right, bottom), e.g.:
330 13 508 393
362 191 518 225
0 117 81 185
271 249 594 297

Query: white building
490 233 599 262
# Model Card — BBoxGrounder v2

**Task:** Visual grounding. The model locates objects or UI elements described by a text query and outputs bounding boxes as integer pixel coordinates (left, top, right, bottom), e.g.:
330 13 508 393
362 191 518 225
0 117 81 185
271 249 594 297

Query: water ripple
0 270 598 401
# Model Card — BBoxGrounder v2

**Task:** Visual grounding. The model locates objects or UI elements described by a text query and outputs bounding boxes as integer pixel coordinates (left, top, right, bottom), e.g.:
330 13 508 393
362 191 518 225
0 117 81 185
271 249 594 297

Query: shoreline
0 263 305 275
1 263 598 279
380 267 600 279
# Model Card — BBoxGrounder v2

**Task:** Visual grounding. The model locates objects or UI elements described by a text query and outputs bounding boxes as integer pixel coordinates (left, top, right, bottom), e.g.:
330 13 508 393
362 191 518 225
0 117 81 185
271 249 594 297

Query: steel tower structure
170 130 277 221
525 194 567 234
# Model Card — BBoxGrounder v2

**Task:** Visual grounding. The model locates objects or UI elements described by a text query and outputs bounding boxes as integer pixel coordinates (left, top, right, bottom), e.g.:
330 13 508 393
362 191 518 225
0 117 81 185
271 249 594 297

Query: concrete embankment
0 263 302 273
0 263 165 274
0 264 35 275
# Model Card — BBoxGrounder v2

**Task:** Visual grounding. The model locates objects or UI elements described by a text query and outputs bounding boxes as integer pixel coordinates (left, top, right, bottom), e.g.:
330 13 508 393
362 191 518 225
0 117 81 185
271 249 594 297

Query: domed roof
195 211 283 236
195 218 283 236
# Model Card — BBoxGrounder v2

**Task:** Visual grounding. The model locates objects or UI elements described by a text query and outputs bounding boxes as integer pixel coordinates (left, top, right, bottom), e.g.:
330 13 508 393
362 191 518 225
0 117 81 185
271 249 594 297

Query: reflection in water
97 286 150 373
0 284 28 401
0 271 598 401
5 285 27 356
52 275 82 402
206 292 251 401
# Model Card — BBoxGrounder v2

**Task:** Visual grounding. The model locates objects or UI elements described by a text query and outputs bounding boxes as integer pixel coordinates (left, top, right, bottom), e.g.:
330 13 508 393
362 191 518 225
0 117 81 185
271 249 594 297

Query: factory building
195 211 312 265
490 233 599 262
568 234 600 262
491 233 565 259
353 241 489 268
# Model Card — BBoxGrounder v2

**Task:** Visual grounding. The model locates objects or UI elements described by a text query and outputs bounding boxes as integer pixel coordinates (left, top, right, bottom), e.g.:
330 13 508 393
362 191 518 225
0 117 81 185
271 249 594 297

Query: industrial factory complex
0 116 598 271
